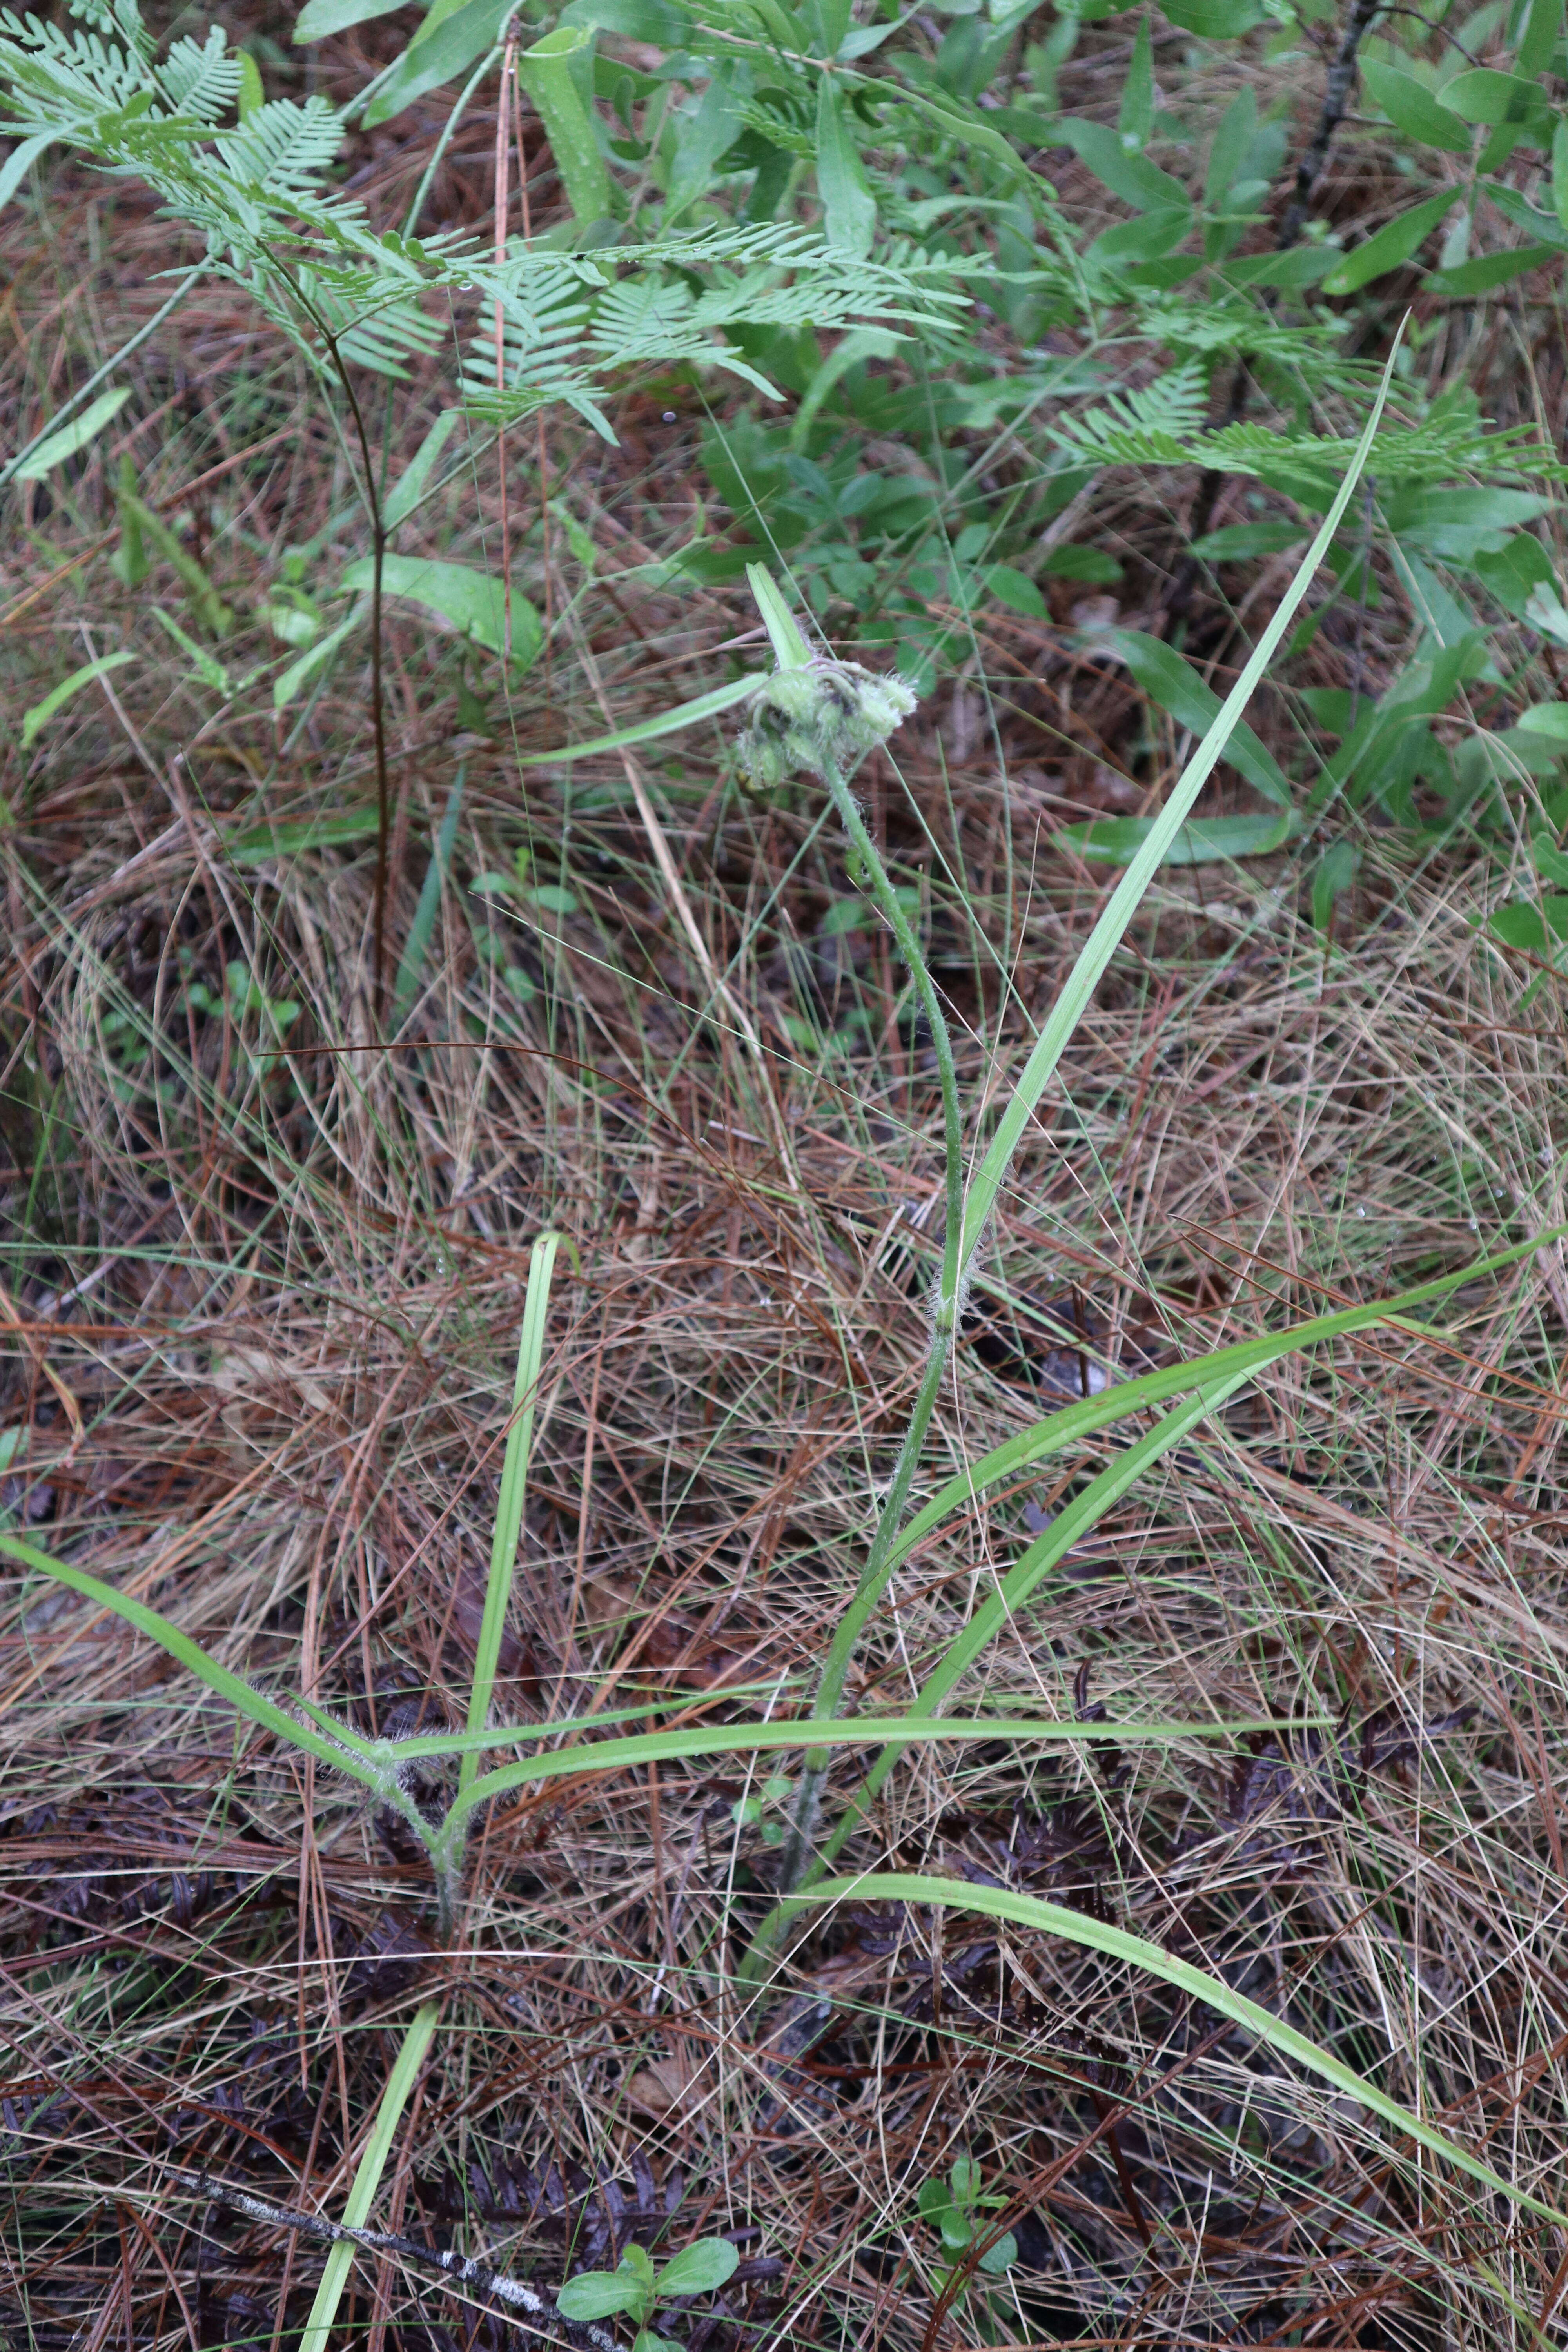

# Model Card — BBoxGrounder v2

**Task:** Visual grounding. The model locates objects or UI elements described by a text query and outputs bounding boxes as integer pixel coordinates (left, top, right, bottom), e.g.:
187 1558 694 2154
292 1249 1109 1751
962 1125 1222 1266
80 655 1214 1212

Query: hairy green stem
822 755 964 1312
773 756 964 1897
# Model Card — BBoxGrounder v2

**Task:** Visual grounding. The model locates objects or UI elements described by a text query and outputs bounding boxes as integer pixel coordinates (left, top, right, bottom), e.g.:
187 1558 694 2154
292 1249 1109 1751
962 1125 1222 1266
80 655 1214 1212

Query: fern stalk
319 324 393 1021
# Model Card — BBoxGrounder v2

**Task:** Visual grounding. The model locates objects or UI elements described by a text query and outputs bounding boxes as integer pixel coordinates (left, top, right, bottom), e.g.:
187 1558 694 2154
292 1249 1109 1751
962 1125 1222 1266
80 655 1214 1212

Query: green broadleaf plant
341 553 543 670
516 26 613 226
558 2235 740 2352
0 0 965 1016
1320 190 1457 294
10 0 1568 2311
917 2156 1017 2334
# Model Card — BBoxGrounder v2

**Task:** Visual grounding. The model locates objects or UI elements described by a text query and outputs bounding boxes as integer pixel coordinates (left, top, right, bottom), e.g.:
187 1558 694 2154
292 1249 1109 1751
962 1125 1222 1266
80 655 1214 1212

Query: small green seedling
556 2236 740 2352
185 958 301 1076
732 1772 792 1844
263 582 324 648
917 2158 1017 2316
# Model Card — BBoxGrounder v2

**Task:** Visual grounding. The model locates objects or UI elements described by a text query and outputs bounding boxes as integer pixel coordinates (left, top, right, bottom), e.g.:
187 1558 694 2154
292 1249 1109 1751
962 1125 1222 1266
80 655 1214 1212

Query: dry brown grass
6 22 1568 2348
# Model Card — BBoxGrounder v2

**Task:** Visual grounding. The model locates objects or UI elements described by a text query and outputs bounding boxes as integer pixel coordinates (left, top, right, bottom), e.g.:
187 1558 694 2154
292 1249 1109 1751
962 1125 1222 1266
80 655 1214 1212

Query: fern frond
586 276 697 361
211 96 343 199
270 264 442 380
1202 417 1564 494
1133 295 1342 365
1049 392 1561 496
460 280 601 429
736 93 814 158
65 0 151 64
0 16 149 123
1051 362 1209 464
156 28 239 124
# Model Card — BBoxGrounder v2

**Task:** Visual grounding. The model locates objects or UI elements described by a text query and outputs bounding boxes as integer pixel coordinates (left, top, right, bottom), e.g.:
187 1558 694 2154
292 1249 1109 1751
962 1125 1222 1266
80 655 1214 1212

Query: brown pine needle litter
7 32 1568 2352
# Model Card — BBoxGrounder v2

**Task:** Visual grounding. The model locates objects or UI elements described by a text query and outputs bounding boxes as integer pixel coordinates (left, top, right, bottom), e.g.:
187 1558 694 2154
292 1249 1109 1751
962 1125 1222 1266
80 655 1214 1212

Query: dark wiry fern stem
271 260 395 1024
1163 0 1386 629
324 341 392 1023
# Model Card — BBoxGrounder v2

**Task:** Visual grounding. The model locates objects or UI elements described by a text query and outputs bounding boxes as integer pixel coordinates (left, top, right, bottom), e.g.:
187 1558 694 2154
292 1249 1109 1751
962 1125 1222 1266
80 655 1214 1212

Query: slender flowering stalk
733 652 965 1896
740 344 1405 1975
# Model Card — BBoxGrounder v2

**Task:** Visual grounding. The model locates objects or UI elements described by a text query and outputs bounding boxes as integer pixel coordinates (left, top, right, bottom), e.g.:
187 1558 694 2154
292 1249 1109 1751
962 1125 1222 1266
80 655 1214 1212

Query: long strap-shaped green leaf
954 332 1405 1283
795 1874 1568 2232
0 1532 1302 1791
460 1230 563 1798
0 1536 384 1786
747 1368 1254 1932
297 1997 441 2352
434 1710 1296 1838
514 675 759 765
516 27 612 226
762 341 1410 1839
746 1236 1564 1944
880 1227 1564 1582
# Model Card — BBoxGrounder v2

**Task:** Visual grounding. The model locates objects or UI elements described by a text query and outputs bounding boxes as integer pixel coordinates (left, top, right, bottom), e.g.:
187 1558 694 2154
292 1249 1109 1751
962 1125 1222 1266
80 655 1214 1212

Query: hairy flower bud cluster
737 657 917 788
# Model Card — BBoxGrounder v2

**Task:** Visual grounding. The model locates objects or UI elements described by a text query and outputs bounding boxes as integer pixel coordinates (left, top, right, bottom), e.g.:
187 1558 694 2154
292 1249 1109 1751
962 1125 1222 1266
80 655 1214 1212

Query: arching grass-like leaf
517 25 612 225
953 335 1403 1292
459 1233 564 1798
792 1875 1568 2231
515 676 760 764
297 2000 442 2352
873 1231 1565 1588
294 0 410 38
1060 812 1292 864
11 384 132 478
20 650 134 747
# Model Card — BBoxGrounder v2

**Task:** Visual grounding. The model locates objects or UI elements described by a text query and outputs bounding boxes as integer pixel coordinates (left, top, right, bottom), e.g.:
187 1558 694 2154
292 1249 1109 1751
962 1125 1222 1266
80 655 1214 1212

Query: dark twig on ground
169 2168 623 2348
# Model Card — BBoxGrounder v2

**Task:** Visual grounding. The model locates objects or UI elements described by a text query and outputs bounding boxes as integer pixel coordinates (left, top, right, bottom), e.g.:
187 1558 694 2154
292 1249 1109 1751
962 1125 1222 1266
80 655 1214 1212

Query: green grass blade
20 652 135 749
794 1875 1568 2232
297 1998 441 2352
882 1228 1563 1579
459 1231 563 1797
373 1682 813 1758
784 1370 1258 1898
515 675 759 765
440 1710 1307 1837
906 1372 1252 1711
0 1535 383 1788
392 765 464 1031
12 385 132 481
955 333 1404 1282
